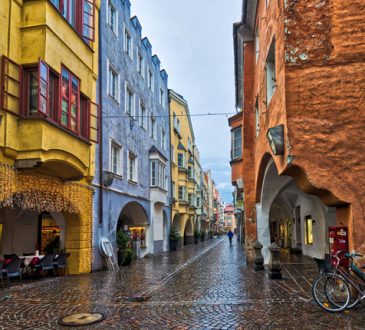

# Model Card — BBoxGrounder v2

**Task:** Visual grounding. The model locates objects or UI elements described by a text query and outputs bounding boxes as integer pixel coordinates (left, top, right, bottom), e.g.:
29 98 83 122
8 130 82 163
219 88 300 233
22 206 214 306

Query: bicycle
312 251 365 312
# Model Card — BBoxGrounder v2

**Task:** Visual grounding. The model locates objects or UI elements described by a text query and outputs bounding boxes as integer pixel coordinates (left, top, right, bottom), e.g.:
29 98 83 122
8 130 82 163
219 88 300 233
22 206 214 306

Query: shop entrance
38 212 61 254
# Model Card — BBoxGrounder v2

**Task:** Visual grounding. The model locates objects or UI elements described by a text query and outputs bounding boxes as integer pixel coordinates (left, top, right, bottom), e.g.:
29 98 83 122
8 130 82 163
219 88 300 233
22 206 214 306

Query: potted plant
122 248 134 266
116 230 130 266
169 230 180 251
200 230 205 242
194 229 200 244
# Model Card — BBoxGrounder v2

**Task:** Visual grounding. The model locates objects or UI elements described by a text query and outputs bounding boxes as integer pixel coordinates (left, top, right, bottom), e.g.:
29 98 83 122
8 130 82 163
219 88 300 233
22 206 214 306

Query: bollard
253 241 264 271
268 242 282 279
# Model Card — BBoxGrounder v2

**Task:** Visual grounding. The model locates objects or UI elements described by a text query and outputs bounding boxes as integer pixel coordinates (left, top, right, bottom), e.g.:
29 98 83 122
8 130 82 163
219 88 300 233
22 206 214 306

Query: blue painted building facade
93 0 171 269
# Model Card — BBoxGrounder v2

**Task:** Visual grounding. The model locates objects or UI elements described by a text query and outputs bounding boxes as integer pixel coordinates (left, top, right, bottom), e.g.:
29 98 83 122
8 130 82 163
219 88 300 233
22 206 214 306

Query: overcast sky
132 0 242 203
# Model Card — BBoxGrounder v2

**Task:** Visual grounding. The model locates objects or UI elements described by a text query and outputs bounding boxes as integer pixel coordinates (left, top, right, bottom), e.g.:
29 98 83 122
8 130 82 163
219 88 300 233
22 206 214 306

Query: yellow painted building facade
0 0 100 274
169 90 198 246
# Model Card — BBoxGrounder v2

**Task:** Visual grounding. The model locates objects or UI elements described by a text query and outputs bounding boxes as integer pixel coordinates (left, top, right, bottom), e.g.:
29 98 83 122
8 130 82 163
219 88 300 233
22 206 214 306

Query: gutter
98 12 103 225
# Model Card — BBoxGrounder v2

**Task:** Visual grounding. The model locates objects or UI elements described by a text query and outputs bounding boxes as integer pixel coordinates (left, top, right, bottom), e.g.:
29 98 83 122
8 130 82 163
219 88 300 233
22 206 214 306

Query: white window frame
151 117 156 140
127 150 138 183
162 129 166 150
137 50 144 79
110 140 122 176
148 69 154 92
107 1 118 37
266 39 276 106
139 101 147 130
125 83 135 117
150 160 166 190
160 88 165 108
178 152 185 168
124 25 133 59
231 127 242 159
107 60 120 103
178 186 186 202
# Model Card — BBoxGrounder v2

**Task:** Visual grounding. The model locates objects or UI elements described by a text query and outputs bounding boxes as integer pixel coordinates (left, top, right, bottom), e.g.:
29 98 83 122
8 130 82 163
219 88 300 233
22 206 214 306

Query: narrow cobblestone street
0 240 363 329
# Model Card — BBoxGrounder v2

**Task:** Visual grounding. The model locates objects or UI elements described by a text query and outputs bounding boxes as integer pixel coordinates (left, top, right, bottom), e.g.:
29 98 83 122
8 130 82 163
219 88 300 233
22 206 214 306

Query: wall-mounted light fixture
102 171 114 187
267 124 284 155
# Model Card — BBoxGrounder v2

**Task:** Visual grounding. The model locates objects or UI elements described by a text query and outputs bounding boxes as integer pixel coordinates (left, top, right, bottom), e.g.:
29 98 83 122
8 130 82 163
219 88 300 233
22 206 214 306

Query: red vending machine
328 227 349 267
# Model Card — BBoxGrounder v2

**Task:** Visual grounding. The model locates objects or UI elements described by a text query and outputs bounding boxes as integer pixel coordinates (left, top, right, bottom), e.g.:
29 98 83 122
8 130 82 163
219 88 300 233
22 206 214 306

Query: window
188 193 195 207
139 102 147 129
188 166 193 179
160 88 165 108
231 127 242 159
125 86 134 117
108 63 119 102
161 129 166 150
255 98 260 137
50 0 95 42
255 27 259 63
148 70 154 92
110 141 122 176
150 160 166 190
137 51 144 78
171 146 175 163
305 216 314 245
172 181 176 199
151 117 156 139
61 67 79 132
2 57 97 140
178 186 186 202
178 153 185 168
196 197 201 208
266 39 276 105
177 119 181 133
124 27 132 59
188 138 192 152
127 151 137 182
107 1 117 35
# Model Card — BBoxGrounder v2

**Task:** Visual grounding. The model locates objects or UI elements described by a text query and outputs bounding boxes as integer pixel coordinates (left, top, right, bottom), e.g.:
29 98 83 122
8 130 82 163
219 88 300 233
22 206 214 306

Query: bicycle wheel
312 274 350 312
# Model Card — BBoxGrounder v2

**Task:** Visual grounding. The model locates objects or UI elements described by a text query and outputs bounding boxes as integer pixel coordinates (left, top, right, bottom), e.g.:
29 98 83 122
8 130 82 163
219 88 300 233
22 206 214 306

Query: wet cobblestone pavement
0 239 364 329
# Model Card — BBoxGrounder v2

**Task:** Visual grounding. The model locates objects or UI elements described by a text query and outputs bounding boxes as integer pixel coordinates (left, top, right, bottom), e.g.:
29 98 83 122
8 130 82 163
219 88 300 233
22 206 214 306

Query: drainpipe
98 11 103 226
168 93 172 242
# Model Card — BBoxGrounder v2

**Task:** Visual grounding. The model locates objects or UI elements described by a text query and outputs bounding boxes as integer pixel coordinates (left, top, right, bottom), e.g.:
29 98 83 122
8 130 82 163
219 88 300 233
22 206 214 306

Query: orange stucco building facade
230 0 365 263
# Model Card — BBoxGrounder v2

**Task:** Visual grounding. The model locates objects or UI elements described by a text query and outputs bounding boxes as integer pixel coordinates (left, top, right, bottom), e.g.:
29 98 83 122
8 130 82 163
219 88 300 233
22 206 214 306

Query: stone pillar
268 242 282 279
253 241 264 271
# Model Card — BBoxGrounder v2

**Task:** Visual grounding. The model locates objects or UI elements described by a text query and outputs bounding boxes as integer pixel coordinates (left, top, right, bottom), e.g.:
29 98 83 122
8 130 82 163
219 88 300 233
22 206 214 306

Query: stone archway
184 218 194 245
0 165 93 274
256 158 337 263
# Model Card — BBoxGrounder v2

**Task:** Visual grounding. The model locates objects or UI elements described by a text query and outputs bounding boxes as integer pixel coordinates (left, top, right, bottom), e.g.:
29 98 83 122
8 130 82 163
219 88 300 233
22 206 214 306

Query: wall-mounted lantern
102 171 114 187
267 124 284 156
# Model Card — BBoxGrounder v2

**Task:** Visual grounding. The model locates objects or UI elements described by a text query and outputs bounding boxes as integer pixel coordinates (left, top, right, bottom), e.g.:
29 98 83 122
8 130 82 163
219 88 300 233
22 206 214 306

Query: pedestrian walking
227 230 234 246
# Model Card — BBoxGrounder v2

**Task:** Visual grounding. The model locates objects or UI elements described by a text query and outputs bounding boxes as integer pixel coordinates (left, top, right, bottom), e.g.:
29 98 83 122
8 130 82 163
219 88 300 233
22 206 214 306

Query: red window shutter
1 56 22 116
38 59 49 116
89 101 100 143
82 0 95 42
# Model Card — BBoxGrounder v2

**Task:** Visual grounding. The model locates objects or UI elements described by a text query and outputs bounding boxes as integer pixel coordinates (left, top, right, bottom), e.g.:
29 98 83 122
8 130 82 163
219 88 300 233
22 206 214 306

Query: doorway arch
184 218 194 245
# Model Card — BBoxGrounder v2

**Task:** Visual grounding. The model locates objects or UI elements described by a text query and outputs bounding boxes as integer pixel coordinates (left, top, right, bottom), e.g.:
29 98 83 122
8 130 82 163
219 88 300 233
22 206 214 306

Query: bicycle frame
333 254 365 301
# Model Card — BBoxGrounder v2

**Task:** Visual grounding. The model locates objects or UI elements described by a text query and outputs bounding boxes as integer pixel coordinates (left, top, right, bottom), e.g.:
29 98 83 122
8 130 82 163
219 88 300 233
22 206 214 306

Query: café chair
3 257 23 288
53 253 70 276
32 254 56 278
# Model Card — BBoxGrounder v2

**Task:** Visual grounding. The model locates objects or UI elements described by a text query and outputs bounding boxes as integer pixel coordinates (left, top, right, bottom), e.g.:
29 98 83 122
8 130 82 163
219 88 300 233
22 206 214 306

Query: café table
20 255 44 267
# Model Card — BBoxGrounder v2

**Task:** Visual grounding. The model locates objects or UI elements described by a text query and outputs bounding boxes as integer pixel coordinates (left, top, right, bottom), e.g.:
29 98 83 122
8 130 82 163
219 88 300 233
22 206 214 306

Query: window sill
109 26 118 39
108 94 120 105
113 174 123 180
230 157 243 164
150 186 168 193
128 179 138 185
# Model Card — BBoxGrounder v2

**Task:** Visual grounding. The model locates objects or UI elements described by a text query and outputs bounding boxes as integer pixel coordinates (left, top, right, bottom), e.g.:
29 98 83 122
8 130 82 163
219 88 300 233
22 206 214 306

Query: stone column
253 241 264 271
268 242 282 279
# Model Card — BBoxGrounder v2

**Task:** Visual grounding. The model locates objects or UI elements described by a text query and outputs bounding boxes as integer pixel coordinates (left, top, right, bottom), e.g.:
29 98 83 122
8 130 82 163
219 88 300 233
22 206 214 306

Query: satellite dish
99 237 113 257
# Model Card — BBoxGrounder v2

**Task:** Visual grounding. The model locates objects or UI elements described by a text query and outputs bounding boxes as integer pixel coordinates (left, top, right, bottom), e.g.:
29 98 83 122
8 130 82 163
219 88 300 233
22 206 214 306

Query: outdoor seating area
0 253 70 290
